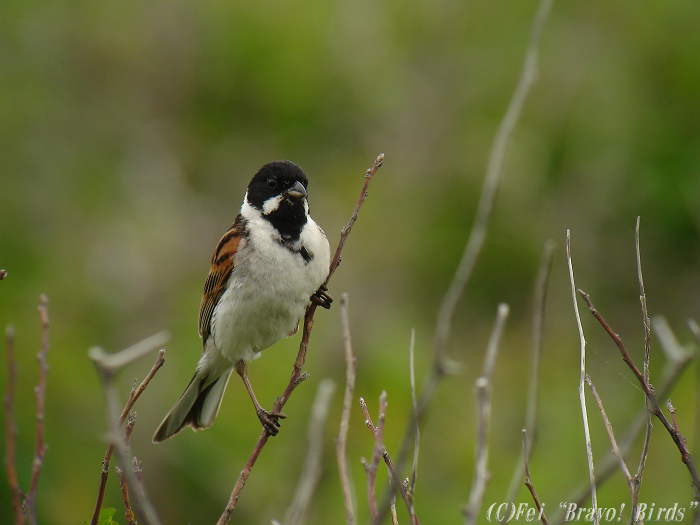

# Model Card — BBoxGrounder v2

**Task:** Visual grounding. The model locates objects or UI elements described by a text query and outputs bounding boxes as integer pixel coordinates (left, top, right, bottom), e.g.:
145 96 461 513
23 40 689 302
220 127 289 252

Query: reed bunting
153 160 331 442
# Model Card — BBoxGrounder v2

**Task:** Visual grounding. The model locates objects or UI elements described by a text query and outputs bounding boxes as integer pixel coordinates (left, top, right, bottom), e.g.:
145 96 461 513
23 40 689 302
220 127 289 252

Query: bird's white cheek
262 195 283 215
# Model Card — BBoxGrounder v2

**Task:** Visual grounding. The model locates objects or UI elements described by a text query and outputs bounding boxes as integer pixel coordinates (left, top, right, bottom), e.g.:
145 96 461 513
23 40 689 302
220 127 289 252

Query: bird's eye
266 178 278 189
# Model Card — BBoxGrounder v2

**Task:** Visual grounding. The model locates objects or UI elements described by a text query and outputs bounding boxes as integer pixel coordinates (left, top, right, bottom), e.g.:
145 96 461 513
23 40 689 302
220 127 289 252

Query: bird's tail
152 367 233 443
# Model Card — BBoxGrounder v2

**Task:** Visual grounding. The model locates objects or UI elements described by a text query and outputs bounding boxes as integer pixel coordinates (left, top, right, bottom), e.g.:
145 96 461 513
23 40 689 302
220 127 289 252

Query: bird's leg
235 360 286 435
311 284 333 309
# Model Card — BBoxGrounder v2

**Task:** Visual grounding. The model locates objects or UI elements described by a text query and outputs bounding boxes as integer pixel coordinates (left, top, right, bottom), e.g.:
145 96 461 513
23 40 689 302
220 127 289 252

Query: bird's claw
257 408 286 436
311 285 333 309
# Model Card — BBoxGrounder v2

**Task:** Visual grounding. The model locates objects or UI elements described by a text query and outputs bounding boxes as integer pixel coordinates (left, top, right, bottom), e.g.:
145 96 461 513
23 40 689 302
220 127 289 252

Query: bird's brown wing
198 217 246 348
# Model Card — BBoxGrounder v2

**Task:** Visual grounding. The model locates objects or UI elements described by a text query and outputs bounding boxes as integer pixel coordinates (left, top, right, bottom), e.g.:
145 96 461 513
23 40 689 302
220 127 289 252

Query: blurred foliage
1 0 699 524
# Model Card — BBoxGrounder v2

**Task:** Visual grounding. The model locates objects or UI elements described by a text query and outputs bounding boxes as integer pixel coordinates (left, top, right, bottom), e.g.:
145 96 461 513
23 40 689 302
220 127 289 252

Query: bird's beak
286 181 307 199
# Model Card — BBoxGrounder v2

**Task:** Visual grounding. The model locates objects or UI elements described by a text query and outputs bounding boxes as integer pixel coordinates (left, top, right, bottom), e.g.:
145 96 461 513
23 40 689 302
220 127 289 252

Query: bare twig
566 231 599 525
283 379 336 525
27 295 50 525
465 304 509 525
408 328 419 522
522 430 548 525
4 324 24 525
361 394 420 525
389 475 399 525
584 375 633 490
502 240 555 515
667 400 680 432
579 290 700 498
554 320 694 524
89 337 167 525
689 319 700 345
115 466 137 525
216 154 383 525
133 456 145 498
361 394 386 524
336 293 357 525
389 0 554 517
632 216 652 522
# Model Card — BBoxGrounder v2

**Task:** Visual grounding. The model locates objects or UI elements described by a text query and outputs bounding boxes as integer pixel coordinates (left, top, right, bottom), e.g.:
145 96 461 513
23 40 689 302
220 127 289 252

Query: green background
1 0 699 523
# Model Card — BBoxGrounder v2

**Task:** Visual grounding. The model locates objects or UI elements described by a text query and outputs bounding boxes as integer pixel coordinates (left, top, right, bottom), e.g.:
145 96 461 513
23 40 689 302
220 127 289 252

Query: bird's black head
246 160 310 241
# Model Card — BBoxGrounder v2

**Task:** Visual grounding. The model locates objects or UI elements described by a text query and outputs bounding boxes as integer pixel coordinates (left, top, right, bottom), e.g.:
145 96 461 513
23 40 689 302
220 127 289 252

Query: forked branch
578 289 700 498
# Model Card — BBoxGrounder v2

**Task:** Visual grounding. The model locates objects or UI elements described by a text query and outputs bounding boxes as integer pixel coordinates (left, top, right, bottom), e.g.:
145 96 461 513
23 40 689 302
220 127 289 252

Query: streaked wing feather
198 218 245 347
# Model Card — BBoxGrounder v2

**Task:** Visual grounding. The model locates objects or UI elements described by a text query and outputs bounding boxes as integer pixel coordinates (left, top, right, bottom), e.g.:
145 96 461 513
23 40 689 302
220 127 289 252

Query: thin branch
389 474 399 525
408 328 419 523
465 304 509 525
216 154 384 525
502 240 555 515
584 375 633 490
579 290 700 498
336 293 357 525
89 340 167 525
522 430 548 525
388 0 553 517
132 457 145 499
4 324 24 525
633 217 652 523
361 394 420 525
554 319 694 525
689 319 700 345
115 466 137 525
360 394 386 524
283 379 336 525
27 295 50 525
566 231 599 525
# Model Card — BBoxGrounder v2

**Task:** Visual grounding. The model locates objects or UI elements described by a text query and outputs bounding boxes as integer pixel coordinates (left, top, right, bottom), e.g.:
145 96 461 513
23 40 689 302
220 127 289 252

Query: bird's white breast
210 202 330 363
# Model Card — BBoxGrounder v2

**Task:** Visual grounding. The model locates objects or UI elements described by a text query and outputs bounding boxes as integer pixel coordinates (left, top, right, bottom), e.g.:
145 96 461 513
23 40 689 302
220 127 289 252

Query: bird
153 160 332 443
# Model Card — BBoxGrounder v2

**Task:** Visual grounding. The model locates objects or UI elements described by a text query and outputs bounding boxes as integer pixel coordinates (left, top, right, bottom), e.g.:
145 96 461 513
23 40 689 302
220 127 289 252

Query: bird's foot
257 407 286 436
311 285 333 309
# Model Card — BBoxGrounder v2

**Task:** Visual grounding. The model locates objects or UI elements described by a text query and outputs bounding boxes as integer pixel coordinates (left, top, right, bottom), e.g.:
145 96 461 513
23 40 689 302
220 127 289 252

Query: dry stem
115 466 137 525
522 430 548 525
89 338 167 525
465 304 509 525
566 231 599 525
336 293 357 525
4 324 24 525
554 320 694 524
216 154 384 525
283 379 336 525
408 328 419 522
584 375 633 491
579 290 700 498
27 295 50 525
632 216 652 522
388 1 553 517
502 240 555 515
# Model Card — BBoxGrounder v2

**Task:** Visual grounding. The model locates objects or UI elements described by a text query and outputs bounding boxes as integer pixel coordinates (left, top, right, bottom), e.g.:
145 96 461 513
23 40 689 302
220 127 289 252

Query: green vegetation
2 0 699 523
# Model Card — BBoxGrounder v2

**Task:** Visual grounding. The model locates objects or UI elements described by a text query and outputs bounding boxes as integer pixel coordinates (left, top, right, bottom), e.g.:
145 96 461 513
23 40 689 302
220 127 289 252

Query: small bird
153 160 331 443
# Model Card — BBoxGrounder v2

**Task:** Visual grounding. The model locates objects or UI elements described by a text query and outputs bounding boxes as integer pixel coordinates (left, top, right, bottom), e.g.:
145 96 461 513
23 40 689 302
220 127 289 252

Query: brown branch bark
522 430 548 525
116 466 137 525
215 153 384 525
89 344 166 525
579 289 700 498
360 393 419 525
553 322 693 525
